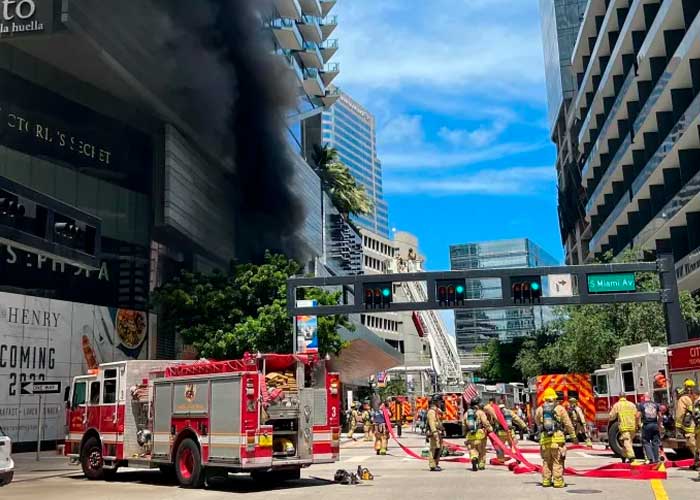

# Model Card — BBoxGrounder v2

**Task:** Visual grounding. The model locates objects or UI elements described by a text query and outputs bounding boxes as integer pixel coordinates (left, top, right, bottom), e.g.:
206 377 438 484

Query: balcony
298 15 323 44
273 0 302 20
320 62 339 85
277 49 304 84
303 67 326 96
270 18 303 51
319 38 339 62
320 15 338 39
297 41 324 68
299 0 322 17
320 86 341 107
320 0 337 17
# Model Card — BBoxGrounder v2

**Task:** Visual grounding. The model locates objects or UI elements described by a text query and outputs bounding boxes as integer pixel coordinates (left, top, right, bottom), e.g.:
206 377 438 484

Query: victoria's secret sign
0 68 152 193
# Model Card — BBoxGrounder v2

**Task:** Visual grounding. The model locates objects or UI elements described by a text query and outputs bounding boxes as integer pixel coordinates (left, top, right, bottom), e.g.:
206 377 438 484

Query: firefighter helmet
430 394 442 406
684 378 696 389
543 388 557 401
274 437 296 456
470 397 482 407
569 397 578 404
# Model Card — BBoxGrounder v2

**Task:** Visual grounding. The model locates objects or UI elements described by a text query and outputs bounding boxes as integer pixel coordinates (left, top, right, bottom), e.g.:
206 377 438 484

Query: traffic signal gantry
287 255 688 345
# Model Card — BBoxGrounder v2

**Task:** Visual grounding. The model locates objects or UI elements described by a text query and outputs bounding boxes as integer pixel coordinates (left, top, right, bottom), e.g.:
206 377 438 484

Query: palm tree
312 144 373 217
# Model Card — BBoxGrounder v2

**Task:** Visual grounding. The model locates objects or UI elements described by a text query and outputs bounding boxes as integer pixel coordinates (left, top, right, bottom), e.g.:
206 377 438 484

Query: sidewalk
11 451 79 483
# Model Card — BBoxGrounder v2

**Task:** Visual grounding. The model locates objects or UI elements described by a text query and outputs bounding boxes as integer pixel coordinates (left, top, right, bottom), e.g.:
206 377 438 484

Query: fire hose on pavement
382 407 668 480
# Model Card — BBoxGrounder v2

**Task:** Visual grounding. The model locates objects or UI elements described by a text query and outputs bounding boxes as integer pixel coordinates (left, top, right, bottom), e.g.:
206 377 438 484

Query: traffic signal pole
288 258 688 345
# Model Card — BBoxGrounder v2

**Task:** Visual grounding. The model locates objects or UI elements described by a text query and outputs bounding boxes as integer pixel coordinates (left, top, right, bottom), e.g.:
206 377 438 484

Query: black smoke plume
149 0 307 262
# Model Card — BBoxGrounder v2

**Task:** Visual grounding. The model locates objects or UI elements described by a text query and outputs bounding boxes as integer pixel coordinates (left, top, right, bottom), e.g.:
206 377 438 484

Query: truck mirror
64 386 70 407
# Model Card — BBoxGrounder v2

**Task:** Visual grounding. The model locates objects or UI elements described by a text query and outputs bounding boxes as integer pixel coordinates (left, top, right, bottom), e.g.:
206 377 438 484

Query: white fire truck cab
593 340 700 457
65 353 341 487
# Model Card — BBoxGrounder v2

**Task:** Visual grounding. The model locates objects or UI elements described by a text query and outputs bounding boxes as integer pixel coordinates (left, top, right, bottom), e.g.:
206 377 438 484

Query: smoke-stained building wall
0 0 320 447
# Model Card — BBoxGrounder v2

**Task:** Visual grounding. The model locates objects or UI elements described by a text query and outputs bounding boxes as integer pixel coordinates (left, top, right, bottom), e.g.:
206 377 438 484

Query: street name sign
587 273 636 293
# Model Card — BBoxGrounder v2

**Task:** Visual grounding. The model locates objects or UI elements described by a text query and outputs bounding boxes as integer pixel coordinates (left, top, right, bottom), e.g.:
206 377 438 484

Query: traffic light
436 279 466 306
510 276 542 304
363 282 393 309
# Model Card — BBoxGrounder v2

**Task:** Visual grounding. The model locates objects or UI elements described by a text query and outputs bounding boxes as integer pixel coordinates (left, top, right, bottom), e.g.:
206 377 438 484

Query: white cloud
381 141 547 170
438 120 508 148
334 0 545 99
384 166 556 196
379 114 424 146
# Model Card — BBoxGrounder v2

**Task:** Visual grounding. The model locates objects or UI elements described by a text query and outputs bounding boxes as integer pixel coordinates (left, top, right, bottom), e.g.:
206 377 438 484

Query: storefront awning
329 324 403 385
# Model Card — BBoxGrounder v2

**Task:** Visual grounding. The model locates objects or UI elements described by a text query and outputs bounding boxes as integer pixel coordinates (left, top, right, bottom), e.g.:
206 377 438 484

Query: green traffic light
382 288 391 297
456 285 465 294
531 282 540 291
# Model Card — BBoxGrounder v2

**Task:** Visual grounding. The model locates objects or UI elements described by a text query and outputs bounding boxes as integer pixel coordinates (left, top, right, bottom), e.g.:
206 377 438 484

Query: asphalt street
4 432 700 499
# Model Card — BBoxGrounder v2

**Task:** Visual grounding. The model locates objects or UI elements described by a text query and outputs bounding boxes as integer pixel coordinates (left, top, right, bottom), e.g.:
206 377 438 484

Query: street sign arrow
21 381 61 395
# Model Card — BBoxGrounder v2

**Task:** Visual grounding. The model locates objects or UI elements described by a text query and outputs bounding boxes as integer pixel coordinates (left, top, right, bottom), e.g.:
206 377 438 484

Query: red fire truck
593 340 700 457
64 353 341 487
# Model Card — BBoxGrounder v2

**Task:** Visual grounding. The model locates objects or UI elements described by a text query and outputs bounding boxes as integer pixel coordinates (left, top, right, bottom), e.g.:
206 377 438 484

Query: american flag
462 383 479 404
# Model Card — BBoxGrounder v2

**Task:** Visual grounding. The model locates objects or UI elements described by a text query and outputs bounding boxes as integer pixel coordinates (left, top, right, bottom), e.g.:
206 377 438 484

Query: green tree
378 379 407 400
313 144 373 217
151 252 350 359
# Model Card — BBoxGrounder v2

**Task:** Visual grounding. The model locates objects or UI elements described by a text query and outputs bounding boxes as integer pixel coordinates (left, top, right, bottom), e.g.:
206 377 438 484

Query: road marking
650 479 669 500
344 455 371 463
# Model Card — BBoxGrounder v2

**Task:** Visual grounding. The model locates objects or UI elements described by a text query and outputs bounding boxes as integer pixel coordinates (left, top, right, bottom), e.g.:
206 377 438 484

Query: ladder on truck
394 259 463 391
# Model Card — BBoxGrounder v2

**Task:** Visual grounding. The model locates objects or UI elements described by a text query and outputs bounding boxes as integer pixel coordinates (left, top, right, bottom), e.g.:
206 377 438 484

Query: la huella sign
0 0 44 37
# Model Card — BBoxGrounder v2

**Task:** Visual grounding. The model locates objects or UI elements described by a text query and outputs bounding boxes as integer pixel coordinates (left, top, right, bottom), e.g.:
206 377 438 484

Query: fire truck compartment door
299 389 315 460
153 383 173 458
209 379 241 460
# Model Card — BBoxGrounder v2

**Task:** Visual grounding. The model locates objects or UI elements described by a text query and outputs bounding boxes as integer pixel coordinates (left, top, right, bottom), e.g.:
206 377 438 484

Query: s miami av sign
0 0 57 39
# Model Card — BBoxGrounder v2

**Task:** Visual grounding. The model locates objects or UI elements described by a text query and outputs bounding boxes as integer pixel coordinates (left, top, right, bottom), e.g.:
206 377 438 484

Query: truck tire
81 436 106 480
607 421 624 458
175 438 205 488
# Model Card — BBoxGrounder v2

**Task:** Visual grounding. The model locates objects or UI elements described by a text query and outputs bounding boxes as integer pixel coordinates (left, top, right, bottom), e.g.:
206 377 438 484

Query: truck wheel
607 421 625 458
81 437 106 480
175 438 204 488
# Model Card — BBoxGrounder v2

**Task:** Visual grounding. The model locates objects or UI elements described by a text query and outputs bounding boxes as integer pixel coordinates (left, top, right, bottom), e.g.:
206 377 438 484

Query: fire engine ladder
397 260 463 391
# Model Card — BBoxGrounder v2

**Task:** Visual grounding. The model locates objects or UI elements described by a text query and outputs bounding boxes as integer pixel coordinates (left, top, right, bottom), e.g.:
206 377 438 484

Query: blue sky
333 0 563 270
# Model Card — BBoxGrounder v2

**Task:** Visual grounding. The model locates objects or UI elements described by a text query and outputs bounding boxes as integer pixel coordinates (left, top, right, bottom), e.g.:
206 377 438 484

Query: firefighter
464 397 492 471
675 379 698 469
391 397 404 437
502 403 529 445
347 402 360 441
362 401 372 441
372 401 389 455
427 394 444 472
609 393 639 463
638 393 662 464
536 388 575 488
567 397 592 447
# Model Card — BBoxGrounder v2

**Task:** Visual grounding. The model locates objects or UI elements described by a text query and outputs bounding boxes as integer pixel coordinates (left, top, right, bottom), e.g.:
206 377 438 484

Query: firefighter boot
691 453 700 471
478 461 485 471
471 457 478 472
553 479 566 489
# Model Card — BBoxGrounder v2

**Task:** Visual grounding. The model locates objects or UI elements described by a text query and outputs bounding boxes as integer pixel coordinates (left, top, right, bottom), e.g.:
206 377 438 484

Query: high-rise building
304 92 390 237
539 0 589 265
450 239 558 353
267 0 343 261
540 0 589 131
359 229 431 361
550 1 700 299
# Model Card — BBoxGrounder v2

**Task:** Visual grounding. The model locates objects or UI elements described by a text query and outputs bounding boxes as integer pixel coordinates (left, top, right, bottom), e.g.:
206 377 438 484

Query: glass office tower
450 238 559 353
